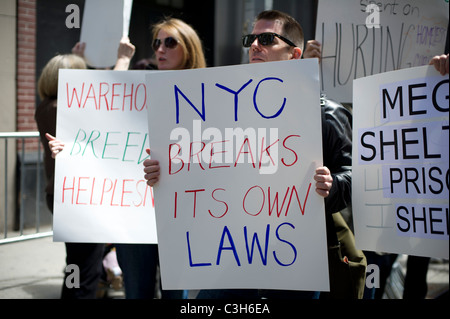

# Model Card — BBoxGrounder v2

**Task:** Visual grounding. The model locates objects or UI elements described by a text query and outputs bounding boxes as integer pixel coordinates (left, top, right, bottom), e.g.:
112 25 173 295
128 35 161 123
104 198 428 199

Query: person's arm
114 37 136 71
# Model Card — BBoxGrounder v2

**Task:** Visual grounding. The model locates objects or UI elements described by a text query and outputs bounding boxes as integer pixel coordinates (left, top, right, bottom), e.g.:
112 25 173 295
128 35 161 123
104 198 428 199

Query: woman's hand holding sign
46 133 65 158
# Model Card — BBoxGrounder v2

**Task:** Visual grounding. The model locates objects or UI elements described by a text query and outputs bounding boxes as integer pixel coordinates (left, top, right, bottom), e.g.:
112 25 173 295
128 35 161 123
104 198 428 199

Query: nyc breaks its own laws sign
353 65 449 259
53 70 157 243
146 60 329 291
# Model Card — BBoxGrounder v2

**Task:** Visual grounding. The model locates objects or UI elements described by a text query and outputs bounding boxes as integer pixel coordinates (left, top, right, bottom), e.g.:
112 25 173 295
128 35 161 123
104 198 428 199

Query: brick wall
17 0 39 152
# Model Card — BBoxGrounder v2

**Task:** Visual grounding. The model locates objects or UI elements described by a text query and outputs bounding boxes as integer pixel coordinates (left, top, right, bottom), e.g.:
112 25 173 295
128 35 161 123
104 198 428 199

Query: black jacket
320 96 353 243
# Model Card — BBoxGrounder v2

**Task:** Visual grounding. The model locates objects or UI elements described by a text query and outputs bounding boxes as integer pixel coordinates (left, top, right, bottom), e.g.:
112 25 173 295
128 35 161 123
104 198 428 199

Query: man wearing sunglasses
244 10 352 238
246 10 356 300
242 13 303 64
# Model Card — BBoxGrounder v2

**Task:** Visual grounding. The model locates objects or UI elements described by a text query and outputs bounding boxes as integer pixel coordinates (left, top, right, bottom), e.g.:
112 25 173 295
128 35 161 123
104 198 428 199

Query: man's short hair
255 10 304 52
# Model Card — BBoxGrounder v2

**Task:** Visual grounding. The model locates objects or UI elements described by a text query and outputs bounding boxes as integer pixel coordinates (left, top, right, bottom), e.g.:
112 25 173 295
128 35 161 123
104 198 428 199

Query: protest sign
146 60 330 291
53 69 157 244
353 65 449 259
80 0 133 68
316 0 449 103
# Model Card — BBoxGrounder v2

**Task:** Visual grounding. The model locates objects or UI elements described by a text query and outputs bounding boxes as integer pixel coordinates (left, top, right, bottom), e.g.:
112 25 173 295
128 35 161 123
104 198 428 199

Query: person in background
35 53 105 299
41 38 136 298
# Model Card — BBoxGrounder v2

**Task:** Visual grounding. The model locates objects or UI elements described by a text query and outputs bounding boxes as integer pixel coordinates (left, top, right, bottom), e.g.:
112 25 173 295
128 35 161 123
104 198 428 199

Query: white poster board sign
53 69 157 244
146 60 330 291
353 65 449 259
316 0 449 103
80 0 133 68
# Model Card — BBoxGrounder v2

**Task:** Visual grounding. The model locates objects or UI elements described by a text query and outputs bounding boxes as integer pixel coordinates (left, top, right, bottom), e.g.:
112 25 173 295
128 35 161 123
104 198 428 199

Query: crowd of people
35 8 449 300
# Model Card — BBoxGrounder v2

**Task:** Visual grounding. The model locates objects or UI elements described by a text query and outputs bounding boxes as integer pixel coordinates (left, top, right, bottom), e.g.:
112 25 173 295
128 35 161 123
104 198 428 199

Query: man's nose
251 39 261 50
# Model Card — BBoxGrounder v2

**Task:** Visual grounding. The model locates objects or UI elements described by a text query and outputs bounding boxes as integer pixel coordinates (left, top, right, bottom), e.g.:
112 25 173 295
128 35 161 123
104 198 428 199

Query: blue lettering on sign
174 83 206 124
217 226 241 266
187 231 212 267
185 223 297 268
174 77 288 124
244 224 270 265
216 80 253 122
253 77 287 119
273 222 297 266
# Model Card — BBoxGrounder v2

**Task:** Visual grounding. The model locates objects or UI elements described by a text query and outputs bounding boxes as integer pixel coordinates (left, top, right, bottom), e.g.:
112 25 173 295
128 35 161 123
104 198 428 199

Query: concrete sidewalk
0 231 126 299
0 234 66 299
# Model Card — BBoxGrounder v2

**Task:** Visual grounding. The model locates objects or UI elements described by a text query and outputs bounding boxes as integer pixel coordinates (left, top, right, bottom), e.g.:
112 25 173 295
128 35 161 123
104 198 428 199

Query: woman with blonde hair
150 17 206 70
37 54 86 101
36 54 86 209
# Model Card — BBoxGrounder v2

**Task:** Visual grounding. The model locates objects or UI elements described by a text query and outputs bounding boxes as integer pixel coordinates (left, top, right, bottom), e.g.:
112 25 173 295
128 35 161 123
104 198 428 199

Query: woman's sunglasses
242 32 296 48
152 37 179 51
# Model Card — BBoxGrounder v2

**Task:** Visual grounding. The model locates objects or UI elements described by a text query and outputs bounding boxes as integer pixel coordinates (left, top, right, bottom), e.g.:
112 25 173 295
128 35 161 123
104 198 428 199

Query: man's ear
291 47 302 60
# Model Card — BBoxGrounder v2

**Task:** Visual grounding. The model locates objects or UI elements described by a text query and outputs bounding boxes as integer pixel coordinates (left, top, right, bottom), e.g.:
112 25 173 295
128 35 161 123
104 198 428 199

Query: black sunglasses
242 32 296 48
152 37 179 51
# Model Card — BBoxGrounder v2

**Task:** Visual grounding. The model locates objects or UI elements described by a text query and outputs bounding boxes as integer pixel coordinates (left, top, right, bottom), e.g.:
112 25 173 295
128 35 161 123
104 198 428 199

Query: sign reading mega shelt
353 65 449 259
